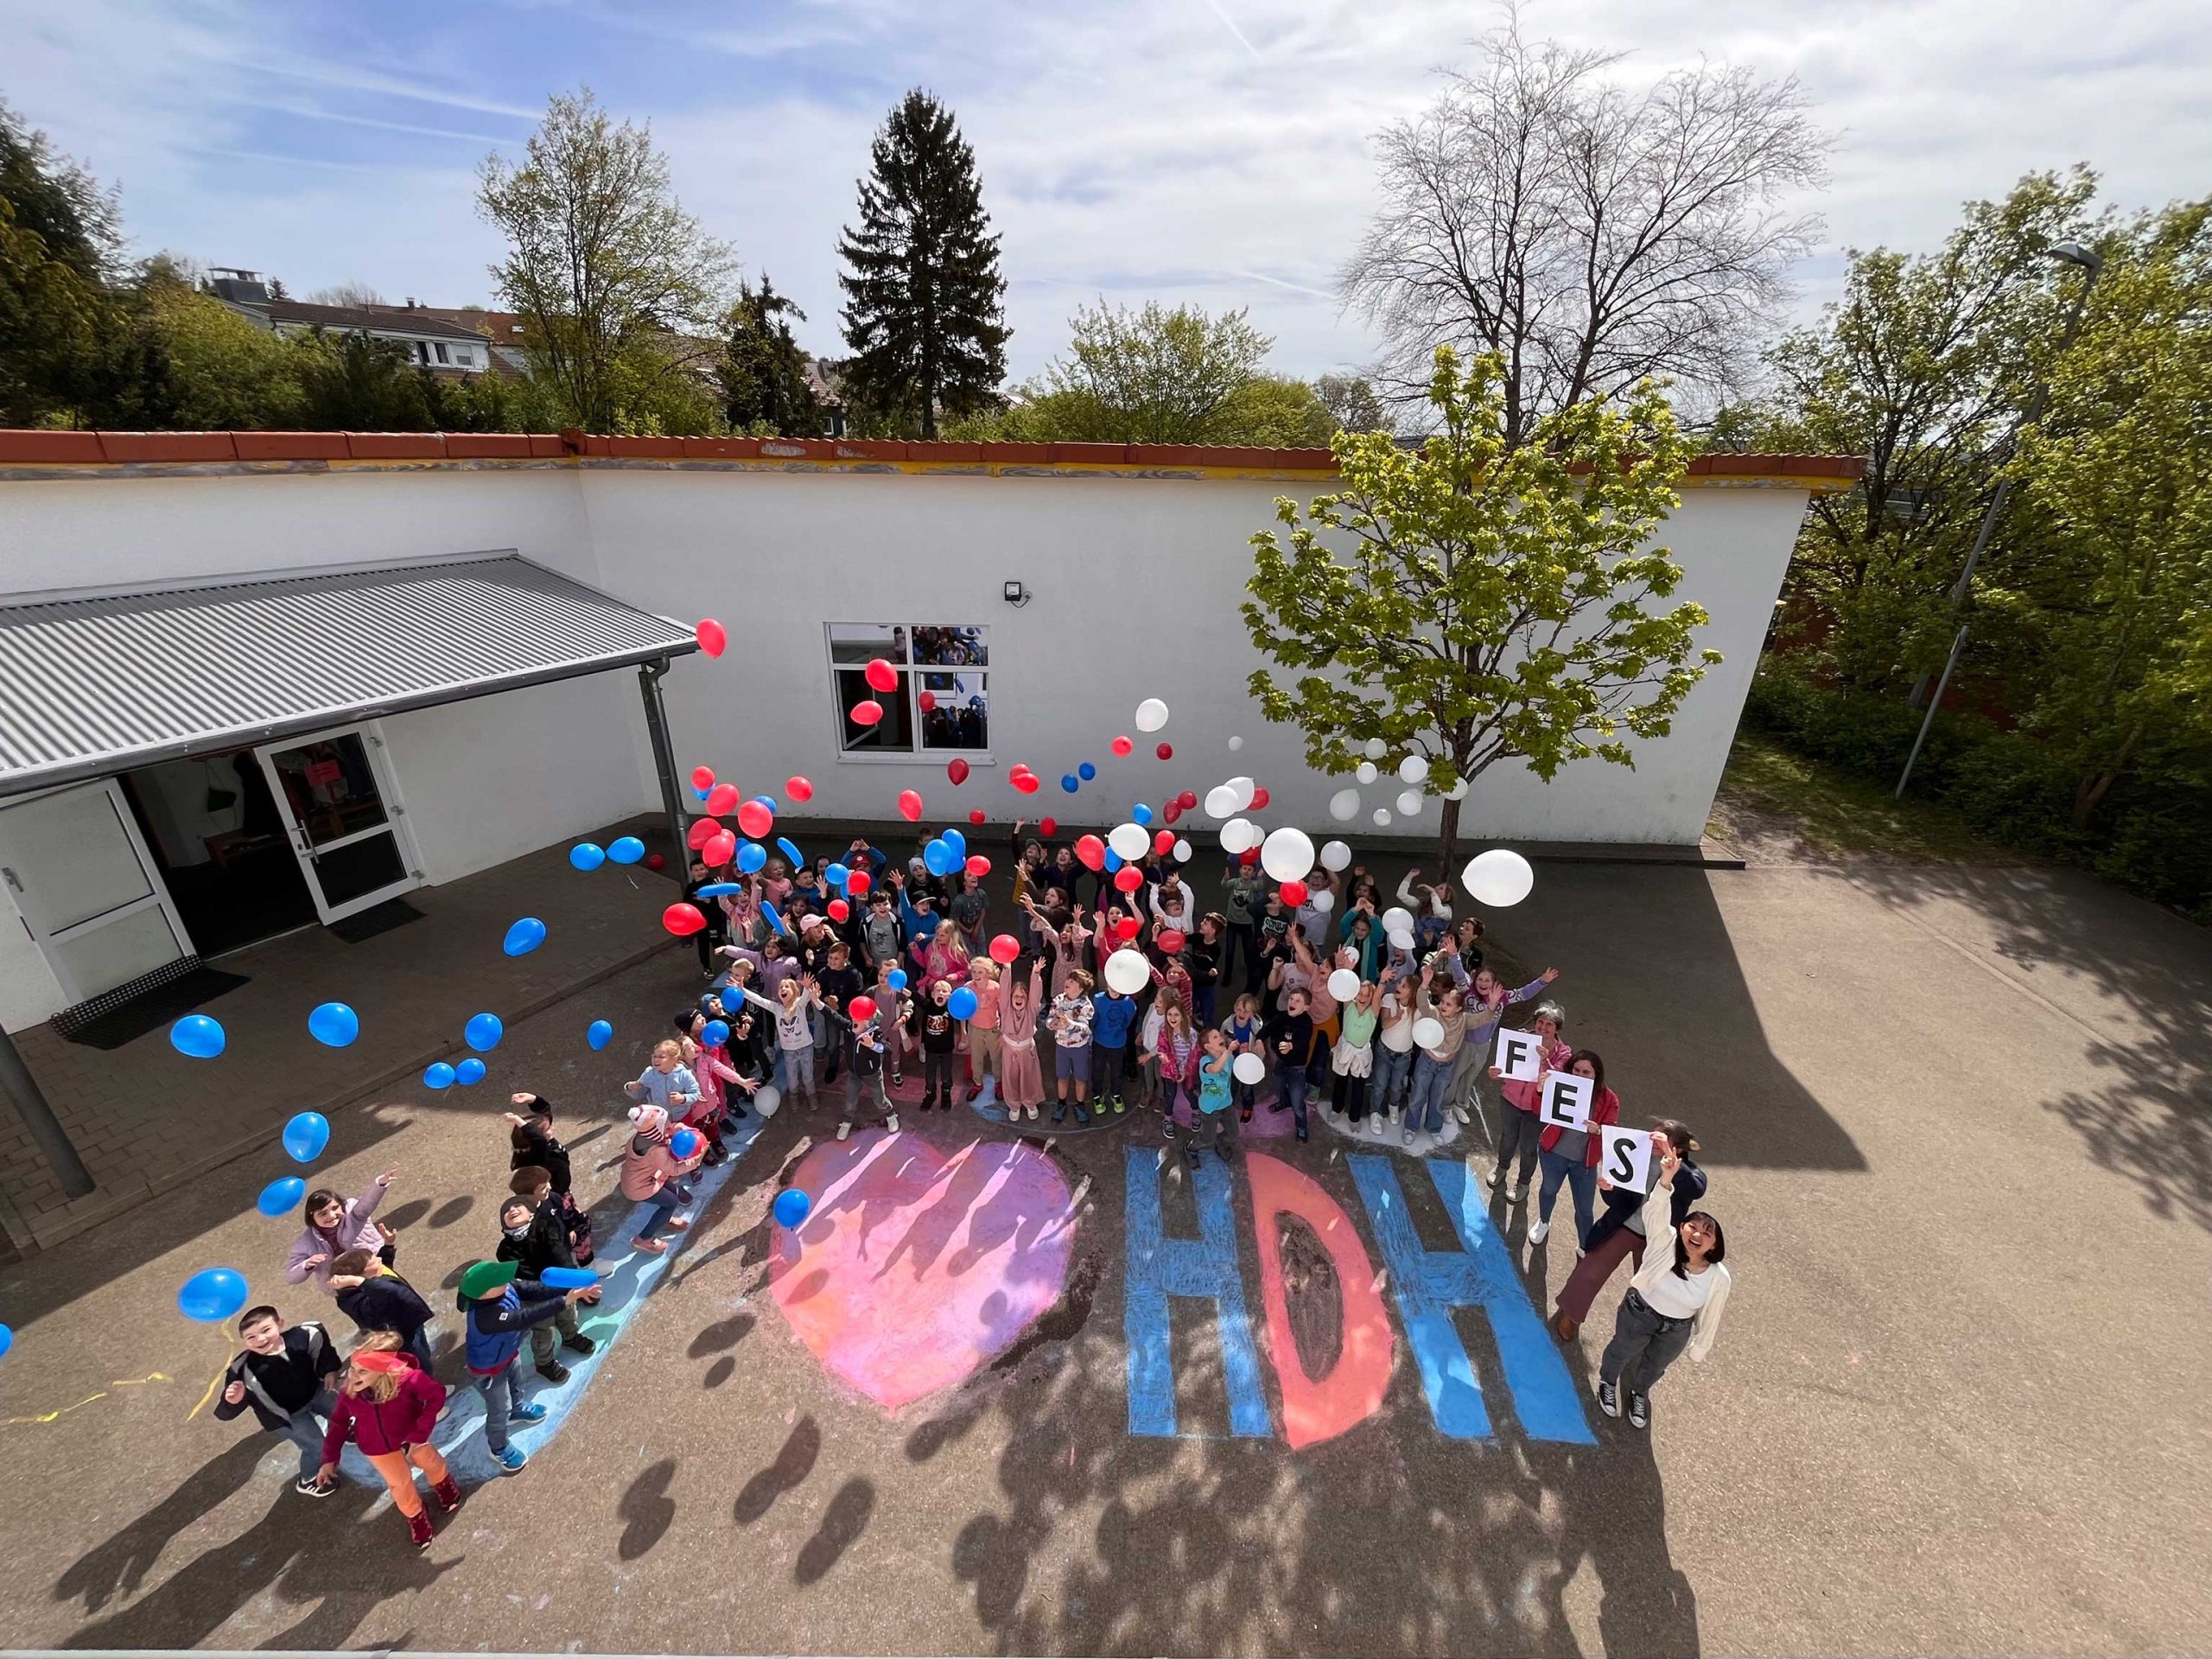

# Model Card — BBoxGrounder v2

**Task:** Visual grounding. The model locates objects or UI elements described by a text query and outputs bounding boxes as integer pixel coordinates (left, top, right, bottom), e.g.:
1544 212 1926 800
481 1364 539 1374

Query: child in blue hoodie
1090 979 1139 1116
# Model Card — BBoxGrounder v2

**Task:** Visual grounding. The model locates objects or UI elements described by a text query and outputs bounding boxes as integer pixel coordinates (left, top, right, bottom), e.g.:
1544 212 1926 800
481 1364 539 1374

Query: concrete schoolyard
0 820 2206 1656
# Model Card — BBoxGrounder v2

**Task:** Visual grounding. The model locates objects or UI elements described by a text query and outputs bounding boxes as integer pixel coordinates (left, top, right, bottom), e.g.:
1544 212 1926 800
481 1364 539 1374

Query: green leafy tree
1315 372 1390 436
0 99 122 425
292 329 438 429
1243 346 1719 868
134 276 307 429
1217 374 1336 447
717 274 823 435
837 89 1008 437
479 88 737 432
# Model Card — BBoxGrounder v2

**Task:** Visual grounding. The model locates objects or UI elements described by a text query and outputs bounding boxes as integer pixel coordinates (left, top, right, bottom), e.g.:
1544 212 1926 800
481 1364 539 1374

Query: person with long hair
997 958 1046 1122
1595 1147 1730 1431
1529 1049 1620 1249
315 1332 456 1550
283 1166 401 1297
1550 1118 1707 1340
1488 999 1571 1198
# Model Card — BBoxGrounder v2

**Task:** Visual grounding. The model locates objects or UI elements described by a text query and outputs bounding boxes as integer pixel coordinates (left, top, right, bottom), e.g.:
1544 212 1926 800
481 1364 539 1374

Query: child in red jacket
316 1332 456 1551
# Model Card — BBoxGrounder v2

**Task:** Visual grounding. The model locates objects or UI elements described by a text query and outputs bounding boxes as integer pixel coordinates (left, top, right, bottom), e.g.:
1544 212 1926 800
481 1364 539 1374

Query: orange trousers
365 1444 449 1518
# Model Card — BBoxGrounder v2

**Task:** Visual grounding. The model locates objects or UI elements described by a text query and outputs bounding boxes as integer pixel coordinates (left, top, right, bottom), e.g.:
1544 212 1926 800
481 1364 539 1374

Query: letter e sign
1598 1125 1653 1193
1494 1027 1542 1082
1538 1071 1594 1131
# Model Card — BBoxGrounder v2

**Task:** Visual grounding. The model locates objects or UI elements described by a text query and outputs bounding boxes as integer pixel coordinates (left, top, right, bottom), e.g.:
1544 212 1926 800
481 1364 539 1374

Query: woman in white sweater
1596 1147 1730 1432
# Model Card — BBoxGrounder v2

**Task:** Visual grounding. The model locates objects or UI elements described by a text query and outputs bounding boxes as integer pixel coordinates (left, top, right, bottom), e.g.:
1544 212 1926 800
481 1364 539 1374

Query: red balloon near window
919 690 938 712
695 620 726 658
947 757 970 785
864 657 898 693
662 903 706 937
897 789 924 822
851 699 884 727
786 776 814 803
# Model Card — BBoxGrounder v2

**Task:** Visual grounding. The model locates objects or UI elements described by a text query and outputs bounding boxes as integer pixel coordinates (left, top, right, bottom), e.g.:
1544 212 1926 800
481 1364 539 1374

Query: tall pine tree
717 274 822 435
836 89 1008 438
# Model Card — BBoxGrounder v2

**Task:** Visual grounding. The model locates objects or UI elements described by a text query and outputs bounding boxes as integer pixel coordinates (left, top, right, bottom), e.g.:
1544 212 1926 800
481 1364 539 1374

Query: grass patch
1711 728 2011 864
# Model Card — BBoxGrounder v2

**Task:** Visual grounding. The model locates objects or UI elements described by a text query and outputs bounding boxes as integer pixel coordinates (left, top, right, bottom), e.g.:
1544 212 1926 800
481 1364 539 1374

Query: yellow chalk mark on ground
0 1372 173 1428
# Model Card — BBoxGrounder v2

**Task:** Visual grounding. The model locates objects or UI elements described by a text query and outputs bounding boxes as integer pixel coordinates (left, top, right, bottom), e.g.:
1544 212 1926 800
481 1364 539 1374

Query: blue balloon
776 836 805 870
257 1176 307 1217
281 1111 330 1163
772 1188 813 1229
763 903 788 936
943 828 965 860
886 968 908 991
948 985 979 1020
825 861 850 889
169 1014 226 1059
736 841 766 874
754 795 779 814
1061 773 1080 792
923 838 952 877
465 1012 504 1052
177 1268 249 1325
306 1001 359 1048
0 1323 12 1359
569 842 607 871
1132 803 1154 825
455 1058 487 1086
702 1019 730 1048
503 917 548 956
423 1062 457 1089
539 1266 596 1289
671 1127 702 1160
587 1019 614 1051
1104 847 1123 873
695 881 741 898
607 836 645 866
1079 761 1096 781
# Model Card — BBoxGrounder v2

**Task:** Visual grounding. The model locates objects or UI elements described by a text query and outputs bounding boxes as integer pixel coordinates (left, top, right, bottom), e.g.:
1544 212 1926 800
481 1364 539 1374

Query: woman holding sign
1596 1146 1729 1431
1529 1050 1619 1249
1549 1119 1705 1340
1489 1000 1570 1200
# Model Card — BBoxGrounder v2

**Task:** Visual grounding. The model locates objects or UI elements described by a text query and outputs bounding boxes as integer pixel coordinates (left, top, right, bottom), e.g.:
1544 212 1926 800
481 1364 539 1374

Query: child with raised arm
997 957 1046 1122
736 974 825 1108
823 996 897 1140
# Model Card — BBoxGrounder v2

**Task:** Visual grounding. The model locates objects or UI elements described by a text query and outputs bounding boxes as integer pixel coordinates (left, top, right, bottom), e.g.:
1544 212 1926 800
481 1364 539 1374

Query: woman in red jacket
1529 1049 1619 1249
315 1332 456 1551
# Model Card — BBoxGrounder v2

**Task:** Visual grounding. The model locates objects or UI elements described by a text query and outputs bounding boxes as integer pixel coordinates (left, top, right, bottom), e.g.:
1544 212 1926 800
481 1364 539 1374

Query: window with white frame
827 623 989 755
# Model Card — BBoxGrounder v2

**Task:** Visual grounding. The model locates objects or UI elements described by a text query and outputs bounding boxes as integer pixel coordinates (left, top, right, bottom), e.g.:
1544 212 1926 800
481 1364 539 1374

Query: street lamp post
1894 243 2104 800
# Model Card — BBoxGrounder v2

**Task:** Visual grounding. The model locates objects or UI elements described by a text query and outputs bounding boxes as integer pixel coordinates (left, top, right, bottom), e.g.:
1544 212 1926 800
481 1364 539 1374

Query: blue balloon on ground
1132 803 1154 825
257 1176 307 1217
1079 761 1096 781
1061 774 1079 792
702 1019 730 1048
455 1058 486 1086
423 1062 456 1089
0 1323 12 1359
776 836 805 870
671 1127 702 1160
587 1020 614 1051
948 985 979 1020
569 842 606 871
465 1012 504 1052
503 917 548 956
736 841 766 874
539 1266 596 1289
170 1014 226 1059
886 968 908 991
306 1001 359 1048
825 862 849 889
607 836 645 866
178 1268 248 1324
281 1111 330 1163
773 1188 812 1229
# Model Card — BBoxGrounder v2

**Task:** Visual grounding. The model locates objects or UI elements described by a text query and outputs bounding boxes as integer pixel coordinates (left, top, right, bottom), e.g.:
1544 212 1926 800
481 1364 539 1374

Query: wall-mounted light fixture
1003 581 1030 607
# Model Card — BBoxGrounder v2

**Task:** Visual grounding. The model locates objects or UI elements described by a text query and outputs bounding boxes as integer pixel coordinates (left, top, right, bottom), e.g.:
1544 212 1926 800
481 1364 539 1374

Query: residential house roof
259 301 490 344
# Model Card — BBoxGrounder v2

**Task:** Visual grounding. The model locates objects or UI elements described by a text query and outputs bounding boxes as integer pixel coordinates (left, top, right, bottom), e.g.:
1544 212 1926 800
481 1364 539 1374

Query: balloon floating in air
455 1058 487 1085
423 1062 456 1089
773 1188 813 1229
1134 698 1170 733
170 1014 226 1059
587 1020 614 1051
257 1176 307 1217
306 1001 359 1048
464 1012 504 1052
695 619 727 658
1463 849 1535 907
502 917 547 957
177 1268 249 1325
281 1111 330 1163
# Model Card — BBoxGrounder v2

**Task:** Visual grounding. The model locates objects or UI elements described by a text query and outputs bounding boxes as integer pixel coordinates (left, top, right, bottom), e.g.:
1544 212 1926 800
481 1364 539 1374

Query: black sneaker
295 1473 337 1497
1214 1141 1232 1163
561 1332 597 1357
535 1360 571 1385
1597 1379 1620 1419
1627 1392 1649 1430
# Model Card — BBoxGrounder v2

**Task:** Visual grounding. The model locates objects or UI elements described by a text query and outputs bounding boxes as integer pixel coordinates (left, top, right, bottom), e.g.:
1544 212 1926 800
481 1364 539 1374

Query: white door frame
253 721 424 924
0 778 195 1005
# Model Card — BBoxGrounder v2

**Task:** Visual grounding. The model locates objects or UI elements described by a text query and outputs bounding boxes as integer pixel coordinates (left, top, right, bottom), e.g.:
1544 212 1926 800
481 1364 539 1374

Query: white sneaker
1487 1165 1505 1190
1370 1116 1386 1136
885 1113 899 1133
1452 1105 1470 1124
836 1121 852 1141
1402 1127 1415 1146
1529 1218 1551 1244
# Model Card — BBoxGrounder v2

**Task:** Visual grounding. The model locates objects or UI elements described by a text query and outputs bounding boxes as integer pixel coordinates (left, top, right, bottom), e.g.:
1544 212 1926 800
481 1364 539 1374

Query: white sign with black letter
1494 1027 1543 1082
1597 1124 1654 1194
1538 1070 1594 1131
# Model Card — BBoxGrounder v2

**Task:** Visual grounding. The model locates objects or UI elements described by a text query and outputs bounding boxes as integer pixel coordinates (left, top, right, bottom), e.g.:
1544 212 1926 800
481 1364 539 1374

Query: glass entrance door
254 726 422 923
0 779 193 1004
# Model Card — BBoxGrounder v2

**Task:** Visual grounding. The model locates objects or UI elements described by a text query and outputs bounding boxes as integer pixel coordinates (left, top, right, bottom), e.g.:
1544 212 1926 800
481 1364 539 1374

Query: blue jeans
404 1327 435 1371
1372 1045 1413 1114
276 1388 339 1480
1273 1065 1309 1131
474 1356 524 1453
1537 1149 1599 1244
1406 1052 1452 1135
635 1181 693 1240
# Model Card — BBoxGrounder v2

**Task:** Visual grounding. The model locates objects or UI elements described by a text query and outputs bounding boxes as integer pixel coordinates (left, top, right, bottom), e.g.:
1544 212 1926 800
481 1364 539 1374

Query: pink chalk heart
769 1131 1075 1411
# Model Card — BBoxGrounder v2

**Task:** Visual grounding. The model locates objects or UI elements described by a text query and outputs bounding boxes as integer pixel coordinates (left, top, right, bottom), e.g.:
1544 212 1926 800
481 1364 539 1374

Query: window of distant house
434 341 449 364
826 624 989 757
414 341 429 365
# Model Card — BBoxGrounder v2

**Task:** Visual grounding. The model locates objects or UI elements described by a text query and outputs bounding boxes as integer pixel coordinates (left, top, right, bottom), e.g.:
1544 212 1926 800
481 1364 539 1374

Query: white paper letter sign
1538 1071 1594 1131
1494 1027 1542 1082
1598 1125 1653 1194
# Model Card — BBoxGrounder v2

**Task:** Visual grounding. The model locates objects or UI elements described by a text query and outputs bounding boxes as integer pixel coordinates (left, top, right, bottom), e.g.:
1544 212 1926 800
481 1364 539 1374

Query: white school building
0 429 1859 1044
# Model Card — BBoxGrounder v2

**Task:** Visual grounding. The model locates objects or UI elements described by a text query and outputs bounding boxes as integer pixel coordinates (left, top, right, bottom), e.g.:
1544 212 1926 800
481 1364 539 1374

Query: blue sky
8 0 2210 381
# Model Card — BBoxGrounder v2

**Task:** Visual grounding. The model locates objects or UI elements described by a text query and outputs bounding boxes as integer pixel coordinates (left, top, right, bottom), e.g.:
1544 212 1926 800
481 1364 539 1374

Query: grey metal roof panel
0 553 697 798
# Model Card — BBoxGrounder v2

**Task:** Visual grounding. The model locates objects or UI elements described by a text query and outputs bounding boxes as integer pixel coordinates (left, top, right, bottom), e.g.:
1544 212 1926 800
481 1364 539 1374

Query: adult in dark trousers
212 1305 345 1496
327 1249 436 1370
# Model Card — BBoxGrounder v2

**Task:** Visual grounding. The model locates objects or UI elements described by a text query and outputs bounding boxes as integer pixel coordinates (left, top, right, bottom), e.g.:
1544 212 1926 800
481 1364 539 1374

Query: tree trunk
2071 721 2145 832
1437 795 1461 887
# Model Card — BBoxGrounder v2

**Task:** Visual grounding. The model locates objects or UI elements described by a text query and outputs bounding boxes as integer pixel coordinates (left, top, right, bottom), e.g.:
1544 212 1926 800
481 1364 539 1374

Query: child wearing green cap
454 1258 599 1474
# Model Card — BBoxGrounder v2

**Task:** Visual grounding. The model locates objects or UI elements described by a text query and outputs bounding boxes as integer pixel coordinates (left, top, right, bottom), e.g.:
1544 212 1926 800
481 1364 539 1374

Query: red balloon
897 789 924 822
988 934 1020 964
1162 802 1182 824
1280 878 1309 906
686 817 722 850
1075 834 1106 871
1039 817 1058 837
1013 772 1042 795
965 855 991 878
919 689 938 712
1155 742 1173 760
645 853 666 871
947 757 970 785
864 657 898 693
695 619 726 658
1250 786 1271 810
969 809 987 825
827 897 850 923
847 868 872 895
1178 790 1198 810
703 830 736 867
1111 735 1133 756
786 776 814 803
849 995 877 1022
1152 829 1176 857
705 782 741 816
1115 917 1141 942
851 699 883 727
1157 928 1186 955
663 902 706 937
1240 847 1262 866
1114 865 1143 893
737 800 773 840
690 765 715 792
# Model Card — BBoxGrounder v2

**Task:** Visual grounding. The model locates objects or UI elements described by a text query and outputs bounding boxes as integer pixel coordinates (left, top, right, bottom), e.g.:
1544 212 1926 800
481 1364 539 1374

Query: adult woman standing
1596 1147 1729 1431
1529 1050 1619 1248
1550 1119 1706 1340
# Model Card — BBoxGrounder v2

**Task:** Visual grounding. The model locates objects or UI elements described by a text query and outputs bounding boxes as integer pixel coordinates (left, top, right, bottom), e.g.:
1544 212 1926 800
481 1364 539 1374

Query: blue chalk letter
1122 1148 1271 1439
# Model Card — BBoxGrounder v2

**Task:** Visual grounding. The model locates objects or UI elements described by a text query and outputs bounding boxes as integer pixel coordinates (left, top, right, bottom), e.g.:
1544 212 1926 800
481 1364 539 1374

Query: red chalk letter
1245 1153 1393 1449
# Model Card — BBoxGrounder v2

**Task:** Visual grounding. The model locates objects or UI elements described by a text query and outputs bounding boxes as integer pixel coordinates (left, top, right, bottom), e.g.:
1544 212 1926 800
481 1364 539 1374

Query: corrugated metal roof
0 553 697 798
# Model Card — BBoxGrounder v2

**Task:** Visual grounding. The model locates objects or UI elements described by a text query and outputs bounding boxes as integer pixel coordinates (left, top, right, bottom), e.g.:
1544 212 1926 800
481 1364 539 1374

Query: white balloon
1396 789 1424 816
1328 788 1360 822
1227 775 1256 811
1398 754 1429 785
1327 967 1361 1001
1363 737 1389 760
1463 848 1535 907
1411 1017 1445 1050
1309 890 1335 913
1319 839 1352 872
1107 822 1149 862
1104 948 1153 995
1135 697 1170 733
1218 817 1257 855
1387 926 1415 950
1232 1051 1265 1085
1205 784 1239 818
1372 807 1392 825
1356 761 1378 785
1445 777 1470 802
753 1084 784 1119
1228 734 1244 752
1381 906 1414 933
1260 826 1316 884
1173 837 1192 862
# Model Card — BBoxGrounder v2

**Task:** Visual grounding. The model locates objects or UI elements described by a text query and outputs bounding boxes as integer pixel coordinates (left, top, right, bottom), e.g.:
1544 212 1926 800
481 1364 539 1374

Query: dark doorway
117 752 318 957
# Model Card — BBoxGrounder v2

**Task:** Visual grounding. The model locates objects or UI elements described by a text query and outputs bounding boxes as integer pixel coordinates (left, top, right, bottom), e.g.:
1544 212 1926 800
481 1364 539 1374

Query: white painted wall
0 883 67 1033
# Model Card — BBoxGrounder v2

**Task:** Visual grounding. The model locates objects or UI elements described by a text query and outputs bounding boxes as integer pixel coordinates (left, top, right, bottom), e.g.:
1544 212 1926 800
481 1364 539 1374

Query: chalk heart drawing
769 1130 1076 1411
